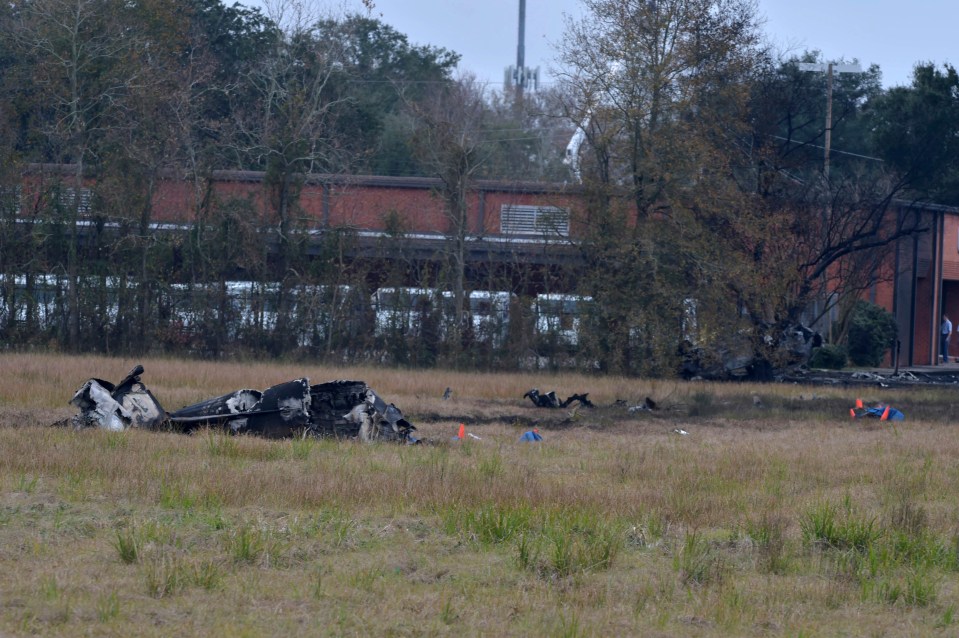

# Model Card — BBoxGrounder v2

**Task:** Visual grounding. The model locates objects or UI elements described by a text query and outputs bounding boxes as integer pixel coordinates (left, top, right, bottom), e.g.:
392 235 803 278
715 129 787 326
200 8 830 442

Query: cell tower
504 0 540 103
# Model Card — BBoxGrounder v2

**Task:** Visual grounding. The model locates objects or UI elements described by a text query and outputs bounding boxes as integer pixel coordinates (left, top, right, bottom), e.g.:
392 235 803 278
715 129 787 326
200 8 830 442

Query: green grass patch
443 503 534 545
674 530 726 586
801 501 881 553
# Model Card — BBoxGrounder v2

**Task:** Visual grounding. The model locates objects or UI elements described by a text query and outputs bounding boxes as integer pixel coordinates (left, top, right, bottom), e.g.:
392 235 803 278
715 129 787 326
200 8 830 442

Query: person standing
941 313 952 363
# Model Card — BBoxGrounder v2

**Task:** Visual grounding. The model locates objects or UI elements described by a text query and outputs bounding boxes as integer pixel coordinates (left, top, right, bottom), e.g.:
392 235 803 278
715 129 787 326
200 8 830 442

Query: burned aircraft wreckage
523 388 595 409
65 365 418 443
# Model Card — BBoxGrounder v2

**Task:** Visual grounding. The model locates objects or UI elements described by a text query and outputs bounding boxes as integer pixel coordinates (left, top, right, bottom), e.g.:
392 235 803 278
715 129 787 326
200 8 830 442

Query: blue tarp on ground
519 430 543 442
862 406 905 421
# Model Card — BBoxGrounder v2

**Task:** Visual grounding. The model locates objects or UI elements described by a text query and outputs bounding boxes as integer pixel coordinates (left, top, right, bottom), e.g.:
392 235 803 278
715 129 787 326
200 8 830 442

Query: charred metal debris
523 388 594 409
65 365 419 443
783 367 959 388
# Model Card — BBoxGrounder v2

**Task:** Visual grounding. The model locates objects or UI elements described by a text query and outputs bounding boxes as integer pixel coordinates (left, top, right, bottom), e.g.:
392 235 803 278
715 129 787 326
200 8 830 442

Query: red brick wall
327 185 446 231
140 173 584 236
943 213 959 281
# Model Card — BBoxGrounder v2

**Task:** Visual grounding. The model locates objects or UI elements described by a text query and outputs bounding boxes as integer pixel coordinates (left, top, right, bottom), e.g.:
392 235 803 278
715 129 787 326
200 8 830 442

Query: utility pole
799 62 862 180
799 61 862 341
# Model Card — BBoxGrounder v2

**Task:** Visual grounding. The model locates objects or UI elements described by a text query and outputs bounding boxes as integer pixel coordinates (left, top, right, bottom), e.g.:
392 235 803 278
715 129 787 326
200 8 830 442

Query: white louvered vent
59 187 92 215
500 204 569 237
0 185 21 214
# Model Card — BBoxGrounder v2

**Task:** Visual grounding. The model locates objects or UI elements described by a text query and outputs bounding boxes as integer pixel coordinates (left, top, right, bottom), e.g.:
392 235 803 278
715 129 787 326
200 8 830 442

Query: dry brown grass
2 353 959 636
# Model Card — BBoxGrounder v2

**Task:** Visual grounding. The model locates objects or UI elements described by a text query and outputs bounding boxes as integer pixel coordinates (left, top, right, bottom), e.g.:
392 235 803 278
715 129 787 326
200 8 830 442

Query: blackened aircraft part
168 378 418 442
678 324 823 381
562 393 594 409
523 389 593 409
66 366 416 443
169 378 312 438
69 364 166 431
334 382 418 443
307 379 371 437
524 388 559 408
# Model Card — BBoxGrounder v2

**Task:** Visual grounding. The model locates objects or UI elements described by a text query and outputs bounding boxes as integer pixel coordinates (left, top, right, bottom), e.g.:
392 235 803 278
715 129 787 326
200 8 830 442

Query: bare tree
226 1 351 352
10 0 147 349
556 0 766 374
742 56 925 350
408 75 492 347
559 0 761 212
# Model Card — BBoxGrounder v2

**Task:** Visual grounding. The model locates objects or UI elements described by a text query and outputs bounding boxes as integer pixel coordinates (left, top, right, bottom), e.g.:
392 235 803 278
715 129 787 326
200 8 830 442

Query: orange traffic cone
458 423 466 439
855 398 863 408
880 406 890 421
850 408 857 419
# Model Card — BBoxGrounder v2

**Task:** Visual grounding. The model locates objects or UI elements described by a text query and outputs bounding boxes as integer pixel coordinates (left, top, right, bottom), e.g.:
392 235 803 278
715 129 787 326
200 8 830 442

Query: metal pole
516 0 526 107
517 0 526 72
935 210 944 364
824 63 833 180
820 63 834 339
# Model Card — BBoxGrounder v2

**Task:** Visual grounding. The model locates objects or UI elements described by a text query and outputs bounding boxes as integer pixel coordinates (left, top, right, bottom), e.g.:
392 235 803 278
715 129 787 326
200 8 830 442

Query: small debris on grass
628 397 660 413
849 398 904 421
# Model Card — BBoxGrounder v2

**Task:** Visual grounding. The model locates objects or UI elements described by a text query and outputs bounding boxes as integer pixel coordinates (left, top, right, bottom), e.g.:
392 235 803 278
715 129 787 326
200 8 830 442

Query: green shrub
512 510 622 578
675 531 726 586
113 527 141 564
801 502 881 553
809 344 847 369
143 551 187 598
846 301 898 367
444 504 533 545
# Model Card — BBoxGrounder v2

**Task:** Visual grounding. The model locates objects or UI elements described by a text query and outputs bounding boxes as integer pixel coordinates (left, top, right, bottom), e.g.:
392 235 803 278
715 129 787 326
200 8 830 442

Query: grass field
2 353 959 636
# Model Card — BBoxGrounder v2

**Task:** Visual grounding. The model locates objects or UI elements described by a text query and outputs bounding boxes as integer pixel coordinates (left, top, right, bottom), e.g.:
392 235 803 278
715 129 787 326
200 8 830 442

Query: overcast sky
246 0 958 90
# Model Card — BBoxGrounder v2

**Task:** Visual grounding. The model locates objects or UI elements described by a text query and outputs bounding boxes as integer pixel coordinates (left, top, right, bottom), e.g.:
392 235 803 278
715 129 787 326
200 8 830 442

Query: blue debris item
863 406 905 421
519 429 543 442
851 402 905 421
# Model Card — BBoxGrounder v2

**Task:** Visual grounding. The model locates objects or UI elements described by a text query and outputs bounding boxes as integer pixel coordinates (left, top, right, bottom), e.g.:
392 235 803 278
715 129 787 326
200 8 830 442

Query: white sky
245 0 959 90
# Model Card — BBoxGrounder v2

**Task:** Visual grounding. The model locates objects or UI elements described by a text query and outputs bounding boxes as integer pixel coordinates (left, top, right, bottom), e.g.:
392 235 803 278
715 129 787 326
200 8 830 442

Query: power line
770 135 884 162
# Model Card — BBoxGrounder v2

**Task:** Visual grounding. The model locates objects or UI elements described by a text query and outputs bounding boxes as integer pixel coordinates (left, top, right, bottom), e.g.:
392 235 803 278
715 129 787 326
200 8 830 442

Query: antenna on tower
504 0 540 107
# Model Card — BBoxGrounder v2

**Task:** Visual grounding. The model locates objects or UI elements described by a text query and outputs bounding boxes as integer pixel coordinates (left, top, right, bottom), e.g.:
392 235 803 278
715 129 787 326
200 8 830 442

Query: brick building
14 165 959 366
